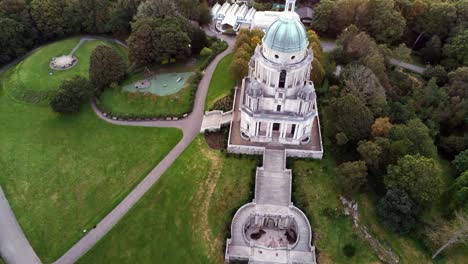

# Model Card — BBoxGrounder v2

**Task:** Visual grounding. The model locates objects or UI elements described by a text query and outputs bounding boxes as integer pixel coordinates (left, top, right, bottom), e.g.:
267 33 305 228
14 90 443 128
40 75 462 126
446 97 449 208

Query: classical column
256 122 260 136
268 122 273 137
294 124 301 140
281 123 288 139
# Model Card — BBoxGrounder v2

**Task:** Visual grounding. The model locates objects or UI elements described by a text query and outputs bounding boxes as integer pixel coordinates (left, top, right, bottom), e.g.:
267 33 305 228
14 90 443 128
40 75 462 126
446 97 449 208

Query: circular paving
49 55 78 70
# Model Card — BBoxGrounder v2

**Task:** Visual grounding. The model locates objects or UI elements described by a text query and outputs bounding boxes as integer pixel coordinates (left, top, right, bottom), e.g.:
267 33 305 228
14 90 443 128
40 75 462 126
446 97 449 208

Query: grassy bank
204 53 235 111
79 136 258 264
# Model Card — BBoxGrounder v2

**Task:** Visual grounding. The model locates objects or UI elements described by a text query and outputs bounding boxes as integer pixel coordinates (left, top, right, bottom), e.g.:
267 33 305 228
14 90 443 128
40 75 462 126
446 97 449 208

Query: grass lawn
0 66 182 261
204 53 236 111
5 38 127 104
78 136 258 264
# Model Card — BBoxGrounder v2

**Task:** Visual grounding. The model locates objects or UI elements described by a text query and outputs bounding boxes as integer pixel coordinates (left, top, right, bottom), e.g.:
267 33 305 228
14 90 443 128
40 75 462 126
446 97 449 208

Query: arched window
279 70 286 88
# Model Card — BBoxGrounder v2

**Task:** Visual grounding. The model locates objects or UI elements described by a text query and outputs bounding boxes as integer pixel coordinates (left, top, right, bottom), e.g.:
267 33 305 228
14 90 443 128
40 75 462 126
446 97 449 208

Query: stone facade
225 3 319 263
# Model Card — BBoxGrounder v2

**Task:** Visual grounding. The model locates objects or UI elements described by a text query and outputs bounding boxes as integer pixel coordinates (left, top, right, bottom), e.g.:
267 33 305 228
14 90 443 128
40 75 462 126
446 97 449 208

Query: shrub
200 47 213 57
343 244 356 257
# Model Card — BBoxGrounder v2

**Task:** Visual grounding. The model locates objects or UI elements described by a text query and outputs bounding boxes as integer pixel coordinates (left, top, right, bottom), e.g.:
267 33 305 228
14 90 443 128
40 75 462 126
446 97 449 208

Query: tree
388 119 437 160
135 0 178 19
188 27 208 55
312 0 334 33
105 2 134 36
336 161 368 195
449 171 468 212
328 94 374 143
453 150 468 175
307 30 326 84
89 45 126 90
385 154 442 204
439 135 468 156
415 2 457 38
357 140 382 171
127 18 191 64
420 35 442 64
424 65 448 85
50 76 93 114
371 117 393 138
230 58 249 81
30 0 67 38
444 29 468 69
0 15 26 64
367 0 406 44
341 64 387 115
429 211 468 259
377 189 418 234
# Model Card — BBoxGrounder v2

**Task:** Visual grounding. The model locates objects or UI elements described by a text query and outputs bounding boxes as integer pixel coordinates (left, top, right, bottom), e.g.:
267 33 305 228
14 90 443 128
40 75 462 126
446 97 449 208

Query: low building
211 0 301 33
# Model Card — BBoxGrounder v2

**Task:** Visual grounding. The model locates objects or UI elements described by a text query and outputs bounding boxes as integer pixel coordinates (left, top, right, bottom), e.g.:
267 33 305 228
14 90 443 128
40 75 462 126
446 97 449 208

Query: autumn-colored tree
230 58 249 80
307 29 326 84
371 117 393 138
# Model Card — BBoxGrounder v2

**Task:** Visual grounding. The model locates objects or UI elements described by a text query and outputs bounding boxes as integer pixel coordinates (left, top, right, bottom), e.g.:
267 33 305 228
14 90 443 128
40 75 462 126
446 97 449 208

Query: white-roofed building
211 0 304 33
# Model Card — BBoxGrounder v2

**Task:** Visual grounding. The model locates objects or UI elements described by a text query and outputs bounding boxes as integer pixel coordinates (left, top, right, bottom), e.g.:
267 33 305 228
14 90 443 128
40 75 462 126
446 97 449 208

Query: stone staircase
254 148 291 206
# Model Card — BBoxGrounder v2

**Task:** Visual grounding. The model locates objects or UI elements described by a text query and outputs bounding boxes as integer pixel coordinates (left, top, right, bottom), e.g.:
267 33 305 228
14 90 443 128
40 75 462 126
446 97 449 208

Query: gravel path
54 30 235 264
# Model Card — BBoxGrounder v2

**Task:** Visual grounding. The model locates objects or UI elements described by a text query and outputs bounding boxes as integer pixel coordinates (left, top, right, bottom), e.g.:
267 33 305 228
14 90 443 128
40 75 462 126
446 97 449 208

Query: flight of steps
254 148 291 206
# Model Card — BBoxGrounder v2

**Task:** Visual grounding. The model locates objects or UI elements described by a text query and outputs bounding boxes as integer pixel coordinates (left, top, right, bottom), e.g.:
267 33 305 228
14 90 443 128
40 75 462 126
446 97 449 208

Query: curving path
54 29 235 264
0 187 41 264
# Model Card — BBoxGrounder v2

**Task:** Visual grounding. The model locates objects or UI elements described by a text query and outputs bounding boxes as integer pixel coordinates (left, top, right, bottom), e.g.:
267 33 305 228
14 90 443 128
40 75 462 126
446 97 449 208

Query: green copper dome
263 14 308 53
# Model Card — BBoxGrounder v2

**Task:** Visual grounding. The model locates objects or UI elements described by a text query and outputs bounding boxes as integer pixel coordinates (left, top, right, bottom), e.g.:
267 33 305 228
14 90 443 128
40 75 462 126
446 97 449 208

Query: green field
79 136 258 264
204 53 236 111
0 49 181 261
4 38 127 104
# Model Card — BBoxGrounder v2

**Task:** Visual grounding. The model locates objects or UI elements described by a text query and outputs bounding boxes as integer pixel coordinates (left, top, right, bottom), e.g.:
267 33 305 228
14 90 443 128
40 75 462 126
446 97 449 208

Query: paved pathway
54 30 235 264
0 186 41 264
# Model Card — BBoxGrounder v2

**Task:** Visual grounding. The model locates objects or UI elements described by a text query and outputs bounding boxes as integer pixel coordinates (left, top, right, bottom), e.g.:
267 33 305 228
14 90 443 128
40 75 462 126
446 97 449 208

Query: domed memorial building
225 1 320 264
227 0 323 158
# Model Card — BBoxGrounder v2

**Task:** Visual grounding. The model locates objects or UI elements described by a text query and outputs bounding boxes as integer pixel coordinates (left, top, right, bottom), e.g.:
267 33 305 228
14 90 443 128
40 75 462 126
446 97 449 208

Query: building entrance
273 123 280 131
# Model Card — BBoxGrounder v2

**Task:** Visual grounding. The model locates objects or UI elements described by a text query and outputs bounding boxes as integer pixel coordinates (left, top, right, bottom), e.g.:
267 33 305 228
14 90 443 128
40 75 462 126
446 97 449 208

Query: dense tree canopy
385 154 442 204
328 94 374 144
341 64 387 115
377 188 418 234
0 15 27 64
127 17 191 64
449 171 468 212
453 150 468 175
89 45 127 90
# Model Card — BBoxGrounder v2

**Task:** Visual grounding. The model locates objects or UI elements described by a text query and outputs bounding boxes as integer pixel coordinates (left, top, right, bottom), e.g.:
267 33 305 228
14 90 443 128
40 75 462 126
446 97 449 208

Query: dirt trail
193 142 224 262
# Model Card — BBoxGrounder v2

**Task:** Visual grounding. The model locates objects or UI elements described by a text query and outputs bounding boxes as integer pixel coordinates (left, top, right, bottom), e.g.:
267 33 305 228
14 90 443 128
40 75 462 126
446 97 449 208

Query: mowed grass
79 136 257 264
5 38 128 104
0 69 182 261
204 53 235 111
